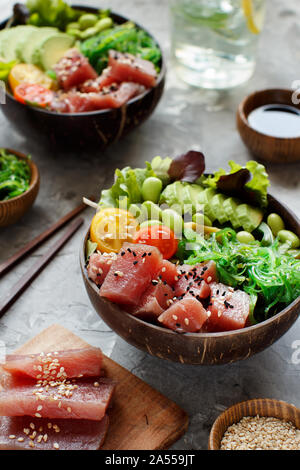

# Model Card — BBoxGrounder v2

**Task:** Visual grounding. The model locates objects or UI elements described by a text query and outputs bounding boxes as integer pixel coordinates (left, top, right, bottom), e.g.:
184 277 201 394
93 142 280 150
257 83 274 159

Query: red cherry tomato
14 83 54 108
133 224 178 259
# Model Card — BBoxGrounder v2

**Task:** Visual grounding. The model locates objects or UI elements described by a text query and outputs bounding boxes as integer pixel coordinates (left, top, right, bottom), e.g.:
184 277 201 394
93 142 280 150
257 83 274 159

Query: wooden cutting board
14 324 188 450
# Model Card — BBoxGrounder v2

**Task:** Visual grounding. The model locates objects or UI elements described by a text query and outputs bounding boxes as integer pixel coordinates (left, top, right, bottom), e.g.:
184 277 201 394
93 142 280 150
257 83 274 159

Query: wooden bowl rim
1 5 166 118
80 191 300 341
237 88 300 143
0 148 39 206
208 398 300 450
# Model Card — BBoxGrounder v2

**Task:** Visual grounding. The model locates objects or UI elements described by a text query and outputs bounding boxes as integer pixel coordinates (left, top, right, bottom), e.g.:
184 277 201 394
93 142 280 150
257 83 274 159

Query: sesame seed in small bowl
208 398 300 450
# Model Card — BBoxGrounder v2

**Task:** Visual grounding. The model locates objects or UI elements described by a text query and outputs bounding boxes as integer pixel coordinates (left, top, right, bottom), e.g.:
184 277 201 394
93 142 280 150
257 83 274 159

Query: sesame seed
35 413 42 418
184 318 190 326
220 415 300 450
53 442 60 450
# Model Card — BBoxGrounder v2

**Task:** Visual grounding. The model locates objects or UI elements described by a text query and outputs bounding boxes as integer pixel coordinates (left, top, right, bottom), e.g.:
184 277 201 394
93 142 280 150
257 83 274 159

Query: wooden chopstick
0 217 84 319
0 198 94 278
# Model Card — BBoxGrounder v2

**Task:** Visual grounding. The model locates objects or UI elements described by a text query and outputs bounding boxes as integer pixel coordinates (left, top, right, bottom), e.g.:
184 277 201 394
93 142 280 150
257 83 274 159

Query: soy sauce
247 104 300 138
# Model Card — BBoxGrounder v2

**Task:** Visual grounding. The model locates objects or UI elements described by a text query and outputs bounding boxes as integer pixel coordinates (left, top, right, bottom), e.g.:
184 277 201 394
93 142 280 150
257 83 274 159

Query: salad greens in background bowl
80 151 300 365
0 148 40 227
0 1 165 149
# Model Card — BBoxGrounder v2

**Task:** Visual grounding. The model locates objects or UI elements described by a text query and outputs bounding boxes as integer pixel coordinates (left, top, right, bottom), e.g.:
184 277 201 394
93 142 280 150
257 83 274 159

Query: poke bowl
80 151 300 365
0 3 165 150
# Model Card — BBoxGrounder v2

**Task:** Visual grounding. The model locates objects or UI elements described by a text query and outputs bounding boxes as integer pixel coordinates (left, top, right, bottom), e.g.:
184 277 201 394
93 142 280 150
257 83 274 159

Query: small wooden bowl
80 193 300 365
0 149 40 227
208 398 300 450
237 89 300 163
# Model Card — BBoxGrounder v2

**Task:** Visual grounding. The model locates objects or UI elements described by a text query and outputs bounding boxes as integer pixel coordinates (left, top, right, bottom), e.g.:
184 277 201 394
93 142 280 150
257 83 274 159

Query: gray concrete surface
0 0 299 450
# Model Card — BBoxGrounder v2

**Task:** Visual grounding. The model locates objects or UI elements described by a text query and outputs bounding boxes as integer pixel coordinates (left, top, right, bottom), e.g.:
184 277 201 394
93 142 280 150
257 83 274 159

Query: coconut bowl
0 148 39 227
0 6 165 151
80 193 300 365
208 398 300 450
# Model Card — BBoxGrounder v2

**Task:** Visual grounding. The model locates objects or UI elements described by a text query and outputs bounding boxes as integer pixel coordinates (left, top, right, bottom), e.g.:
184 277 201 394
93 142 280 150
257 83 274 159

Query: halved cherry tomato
133 224 178 259
9 64 54 93
14 83 54 108
90 208 139 253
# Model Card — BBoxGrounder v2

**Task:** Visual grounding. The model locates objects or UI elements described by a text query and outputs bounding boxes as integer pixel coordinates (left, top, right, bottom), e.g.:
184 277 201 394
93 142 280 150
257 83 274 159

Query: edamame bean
95 17 113 32
192 213 212 227
66 28 81 38
67 22 81 30
236 231 255 243
140 220 162 228
128 204 147 223
78 13 98 29
277 230 300 248
142 201 162 221
142 177 163 204
79 26 99 39
162 209 183 235
267 213 285 236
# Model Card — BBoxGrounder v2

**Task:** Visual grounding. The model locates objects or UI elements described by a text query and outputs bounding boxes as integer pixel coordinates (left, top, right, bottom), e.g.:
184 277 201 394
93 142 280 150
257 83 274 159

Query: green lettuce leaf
199 160 270 208
99 163 155 208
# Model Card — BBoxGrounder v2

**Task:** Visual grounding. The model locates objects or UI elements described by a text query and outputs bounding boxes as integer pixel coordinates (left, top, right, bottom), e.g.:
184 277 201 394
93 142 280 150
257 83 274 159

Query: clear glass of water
170 0 266 89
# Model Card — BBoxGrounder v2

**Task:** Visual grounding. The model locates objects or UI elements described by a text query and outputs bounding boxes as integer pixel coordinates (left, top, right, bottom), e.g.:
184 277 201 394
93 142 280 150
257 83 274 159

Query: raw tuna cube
3 347 103 380
174 261 218 300
158 297 208 333
55 48 98 91
0 377 115 421
204 282 250 332
100 243 163 307
130 281 174 320
108 50 157 88
79 66 117 93
0 415 109 450
87 252 117 286
157 260 180 287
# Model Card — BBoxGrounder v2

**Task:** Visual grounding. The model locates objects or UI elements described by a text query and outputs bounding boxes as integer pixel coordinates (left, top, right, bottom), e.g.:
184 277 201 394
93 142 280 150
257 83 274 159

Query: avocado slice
186 183 204 214
197 188 217 222
0 28 22 61
160 182 185 214
22 27 58 65
5 26 38 62
211 193 228 225
236 204 264 232
15 26 38 61
34 33 75 70
223 197 241 230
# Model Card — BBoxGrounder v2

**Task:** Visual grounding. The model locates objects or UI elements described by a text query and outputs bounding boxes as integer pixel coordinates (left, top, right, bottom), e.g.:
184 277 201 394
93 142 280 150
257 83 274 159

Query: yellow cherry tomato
8 64 54 93
90 208 139 253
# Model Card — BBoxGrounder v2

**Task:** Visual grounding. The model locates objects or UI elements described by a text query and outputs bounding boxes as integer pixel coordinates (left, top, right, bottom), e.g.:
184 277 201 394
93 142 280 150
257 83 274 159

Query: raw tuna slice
0 414 109 450
108 50 157 88
0 377 115 421
87 252 117 286
204 282 250 332
55 48 98 91
3 347 103 380
158 297 208 333
51 82 145 113
157 260 180 287
100 242 163 307
130 281 173 320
